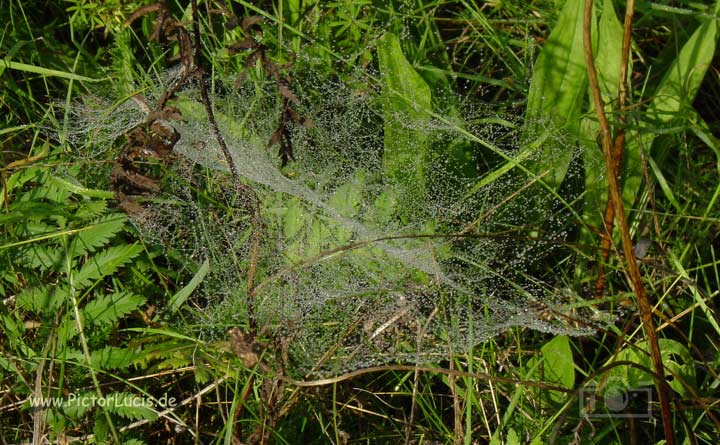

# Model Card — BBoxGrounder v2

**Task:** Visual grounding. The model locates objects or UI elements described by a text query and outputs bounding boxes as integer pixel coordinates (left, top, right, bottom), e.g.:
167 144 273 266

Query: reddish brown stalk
191 0 262 334
582 1 674 443
594 0 635 298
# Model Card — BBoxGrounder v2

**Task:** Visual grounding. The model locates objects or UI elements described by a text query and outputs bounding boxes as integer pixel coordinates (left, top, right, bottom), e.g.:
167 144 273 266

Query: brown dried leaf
225 15 240 30
279 138 295 167
116 193 147 217
287 108 314 129
178 29 194 71
243 50 263 71
286 108 301 123
235 70 250 88
241 15 263 31
148 107 183 122
228 328 260 368
148 9 166 41
268 127 283 147
278 83 298 102
228 37 258 55
237 36 259 50
123 2 164 27
119 169 161 193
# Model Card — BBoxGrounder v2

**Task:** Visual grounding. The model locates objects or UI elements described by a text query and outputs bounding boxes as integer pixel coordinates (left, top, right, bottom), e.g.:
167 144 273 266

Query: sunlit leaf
525 0 592 190
378 32 432 211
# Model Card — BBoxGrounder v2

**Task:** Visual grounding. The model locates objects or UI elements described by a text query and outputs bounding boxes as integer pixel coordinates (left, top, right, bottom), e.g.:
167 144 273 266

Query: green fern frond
0 201 66 226
103 392 158 421
17 245 64 271
74 200 108 221
0 311 34 357
74 213 128 255
90 346 143 370
73 244 143 288
53 347 84 363
14 220 58 238
26 173 72 204
56 316 80 344
155 355 193 370
15 285 64 314
82 291 145 326
62 391 96 419
135 339 196 369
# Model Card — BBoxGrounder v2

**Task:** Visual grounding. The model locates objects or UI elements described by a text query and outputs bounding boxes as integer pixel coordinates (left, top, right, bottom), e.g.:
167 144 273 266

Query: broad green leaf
377 32 432 209
688 110 720 175
328 171 365 243
167 260 209 314
328 171 365 218
283 198 305 239
278 172 367 262
595 0 624 102
541 335 575 402
524 335 575 405
649 3 720 123
73 244 143 289
525 0 592 190
605 339 696 396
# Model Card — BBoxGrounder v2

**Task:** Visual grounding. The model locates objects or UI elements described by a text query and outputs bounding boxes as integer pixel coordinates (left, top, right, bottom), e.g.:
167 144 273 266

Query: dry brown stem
582 1 674 442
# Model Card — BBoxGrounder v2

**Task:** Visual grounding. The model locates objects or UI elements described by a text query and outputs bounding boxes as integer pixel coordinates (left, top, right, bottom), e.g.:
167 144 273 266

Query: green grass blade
0 124 34 136
168 260 210 314
1 59 102 82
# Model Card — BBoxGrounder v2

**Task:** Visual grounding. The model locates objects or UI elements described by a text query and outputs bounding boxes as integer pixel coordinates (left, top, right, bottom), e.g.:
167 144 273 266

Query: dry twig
582 0 674 442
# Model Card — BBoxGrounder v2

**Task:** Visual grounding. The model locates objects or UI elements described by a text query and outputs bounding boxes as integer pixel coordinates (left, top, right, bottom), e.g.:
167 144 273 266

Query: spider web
69 65 613 377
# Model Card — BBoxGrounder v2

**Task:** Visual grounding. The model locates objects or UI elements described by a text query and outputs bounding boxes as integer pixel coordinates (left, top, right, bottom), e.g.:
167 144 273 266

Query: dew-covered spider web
68 63 614 377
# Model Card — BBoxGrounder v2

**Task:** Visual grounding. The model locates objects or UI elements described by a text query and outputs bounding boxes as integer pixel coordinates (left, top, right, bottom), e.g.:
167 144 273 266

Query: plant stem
582 1 674 442
191 0 262 334
594 0 635 298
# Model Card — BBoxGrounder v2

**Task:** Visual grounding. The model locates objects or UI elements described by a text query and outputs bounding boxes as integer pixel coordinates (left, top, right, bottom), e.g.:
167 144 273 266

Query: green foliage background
2 0 720 444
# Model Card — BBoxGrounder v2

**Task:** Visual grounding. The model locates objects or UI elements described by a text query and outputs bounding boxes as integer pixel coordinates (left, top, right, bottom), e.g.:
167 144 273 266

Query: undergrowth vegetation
1 1 719 444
